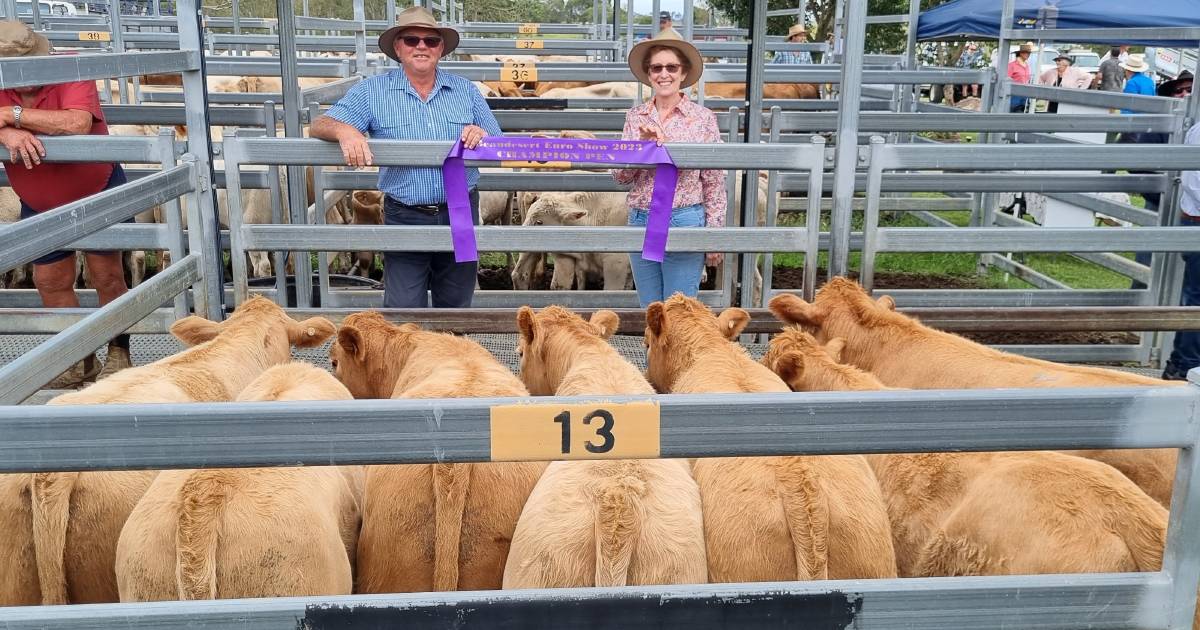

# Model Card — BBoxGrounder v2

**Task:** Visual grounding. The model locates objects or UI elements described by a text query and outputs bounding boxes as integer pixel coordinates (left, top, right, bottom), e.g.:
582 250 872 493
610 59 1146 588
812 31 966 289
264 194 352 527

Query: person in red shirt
1007 42 1034 112
0 21 132 387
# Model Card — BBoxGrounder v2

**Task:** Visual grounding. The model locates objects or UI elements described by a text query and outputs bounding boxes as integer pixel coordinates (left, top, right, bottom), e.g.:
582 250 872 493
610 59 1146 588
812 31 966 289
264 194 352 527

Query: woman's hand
637 124 665 146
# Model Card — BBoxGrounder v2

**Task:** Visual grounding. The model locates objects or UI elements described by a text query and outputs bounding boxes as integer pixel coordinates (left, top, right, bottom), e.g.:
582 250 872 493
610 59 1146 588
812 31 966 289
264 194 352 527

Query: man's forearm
311 115 358 142
2 107 91 135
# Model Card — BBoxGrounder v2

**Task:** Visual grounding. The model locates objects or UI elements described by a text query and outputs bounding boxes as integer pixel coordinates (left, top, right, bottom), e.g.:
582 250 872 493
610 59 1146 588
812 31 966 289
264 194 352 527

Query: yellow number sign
500 61 538 83
518 23 539 34
490 401 661 461
515 39 544 49
77 31 112 42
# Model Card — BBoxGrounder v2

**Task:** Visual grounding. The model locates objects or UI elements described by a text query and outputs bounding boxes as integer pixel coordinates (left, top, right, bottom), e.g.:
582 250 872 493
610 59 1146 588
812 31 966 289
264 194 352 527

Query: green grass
770 206 1137 290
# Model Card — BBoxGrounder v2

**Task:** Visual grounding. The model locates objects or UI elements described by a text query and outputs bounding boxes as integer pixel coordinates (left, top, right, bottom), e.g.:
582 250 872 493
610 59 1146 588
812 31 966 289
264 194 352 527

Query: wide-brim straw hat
1014 41 1034 54
1120 54 1150 73
0 21 51 58
378 6 460 63
628 29 704 89
787 24 807 40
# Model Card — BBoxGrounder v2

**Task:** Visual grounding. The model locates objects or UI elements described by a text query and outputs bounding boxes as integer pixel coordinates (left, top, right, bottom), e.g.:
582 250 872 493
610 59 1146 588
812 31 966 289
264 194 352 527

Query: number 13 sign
490 401 660 461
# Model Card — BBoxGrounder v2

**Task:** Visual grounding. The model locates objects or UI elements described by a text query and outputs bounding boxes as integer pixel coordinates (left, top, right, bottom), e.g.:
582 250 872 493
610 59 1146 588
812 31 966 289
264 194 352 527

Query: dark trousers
1165 215 1200 377
382 191 479 308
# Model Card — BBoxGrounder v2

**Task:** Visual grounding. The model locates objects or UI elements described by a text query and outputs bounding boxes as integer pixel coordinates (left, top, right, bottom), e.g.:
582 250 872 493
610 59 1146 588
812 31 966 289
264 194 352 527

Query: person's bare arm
0 106 91 136
311 115 373 168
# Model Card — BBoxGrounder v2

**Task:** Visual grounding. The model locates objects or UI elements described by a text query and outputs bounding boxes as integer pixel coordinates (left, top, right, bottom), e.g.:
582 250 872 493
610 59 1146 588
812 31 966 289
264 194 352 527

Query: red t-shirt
0 81 114 212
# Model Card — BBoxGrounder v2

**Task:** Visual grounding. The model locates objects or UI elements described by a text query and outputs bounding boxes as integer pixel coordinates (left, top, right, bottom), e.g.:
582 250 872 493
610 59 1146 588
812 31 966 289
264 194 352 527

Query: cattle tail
593 471 646 587
774 459 831 580
175 471 236 599
30 472 80 604
432 463 472 591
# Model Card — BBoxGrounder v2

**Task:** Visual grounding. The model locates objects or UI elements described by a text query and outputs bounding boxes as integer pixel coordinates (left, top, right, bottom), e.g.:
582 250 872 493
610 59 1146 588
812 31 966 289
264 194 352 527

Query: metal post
109 0 128 103
761 105 782 312
262 101 288 306
1161 373 1200 629
721 106 739 308
387 0 396 29
157 128 189 319
739 0 767 310
30 0 40 30
652 0 661 33
177 0 222 320
308 102 332 308
976 0 1016 274
682 0 693 41
827 0 867 278
900 0 920 114
625 0 633 56
277 0 312 308
832 0 845 63
353 0 366 75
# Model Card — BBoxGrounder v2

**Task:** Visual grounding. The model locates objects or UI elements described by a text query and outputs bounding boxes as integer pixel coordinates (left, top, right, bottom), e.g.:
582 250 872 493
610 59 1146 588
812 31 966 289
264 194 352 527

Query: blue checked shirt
324 68 502 205
773 50 813 65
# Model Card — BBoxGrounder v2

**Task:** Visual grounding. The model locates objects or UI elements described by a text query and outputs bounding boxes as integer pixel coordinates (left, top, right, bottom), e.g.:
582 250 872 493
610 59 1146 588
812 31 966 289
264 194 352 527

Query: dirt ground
480 264 1138 346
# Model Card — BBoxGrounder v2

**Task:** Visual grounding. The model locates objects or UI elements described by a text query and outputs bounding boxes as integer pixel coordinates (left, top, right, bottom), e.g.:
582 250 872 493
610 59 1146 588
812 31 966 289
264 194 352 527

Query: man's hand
460 124 486 149
0 127 45 169
337 130 373 168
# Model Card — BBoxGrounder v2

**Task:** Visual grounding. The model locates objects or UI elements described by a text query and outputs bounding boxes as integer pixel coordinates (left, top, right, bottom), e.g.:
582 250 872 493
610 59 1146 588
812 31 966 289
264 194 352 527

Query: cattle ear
717 308 750 340
769 293 824 326
288 317 337 348
646 302 666 338
396 323 421 333
336 325 368 362
824 338 846 363
170 316 222 346
516 306 538 346
589 310 620 339
774 351 806 391
876 295 896 311
567 209 588 221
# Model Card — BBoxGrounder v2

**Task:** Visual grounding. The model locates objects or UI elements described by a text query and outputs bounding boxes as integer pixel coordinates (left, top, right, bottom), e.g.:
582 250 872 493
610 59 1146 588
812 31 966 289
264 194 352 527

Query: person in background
1161 118 1200 380
1120 54 1155 114
1038 52 1092 113
1124 71 1193 291
311 7 500 308
773 23 813 65
658 10 679 36
1096 45 1125 92
1100 44 1130 65
955 41 983 99
0 21 132 387
613 30 725 308
1007 42 1034 112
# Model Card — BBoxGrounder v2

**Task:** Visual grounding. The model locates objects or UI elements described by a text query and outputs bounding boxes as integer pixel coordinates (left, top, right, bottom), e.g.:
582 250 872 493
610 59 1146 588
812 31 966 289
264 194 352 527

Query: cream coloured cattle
643 294 897 583
503 306 706 588
769 277 1180 508
538 82 640 99
330 312 544 592
0 186 31 289
116 363 363 601
762 328 1171 579
511 191 630 291
0 297 336 606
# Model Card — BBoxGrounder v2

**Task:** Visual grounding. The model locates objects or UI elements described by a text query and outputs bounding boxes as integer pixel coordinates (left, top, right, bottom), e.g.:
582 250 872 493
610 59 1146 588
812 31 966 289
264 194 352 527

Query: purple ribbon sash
443 136 679 263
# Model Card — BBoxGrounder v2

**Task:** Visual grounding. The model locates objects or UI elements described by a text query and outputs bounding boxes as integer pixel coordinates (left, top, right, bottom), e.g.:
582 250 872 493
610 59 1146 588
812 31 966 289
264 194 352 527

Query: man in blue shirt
1119 53 1155 114
312 6 501 308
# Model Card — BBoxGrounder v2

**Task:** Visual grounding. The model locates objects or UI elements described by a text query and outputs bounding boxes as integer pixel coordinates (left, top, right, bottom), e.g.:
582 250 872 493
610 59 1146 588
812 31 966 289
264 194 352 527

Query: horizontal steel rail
0 253 201 405
204 59 349 78
434 62 988 84
772 112 1179 134
240 226 808 254
0 573 1173 629
1010 83 1181 114
0 308 177 334
0 164 192 273
0 385 1193 471
875 227 1200 253
103 104 268 127
872 143 1200 171
1003 26 1200 41
0 50 198 89
1044 193 1159 227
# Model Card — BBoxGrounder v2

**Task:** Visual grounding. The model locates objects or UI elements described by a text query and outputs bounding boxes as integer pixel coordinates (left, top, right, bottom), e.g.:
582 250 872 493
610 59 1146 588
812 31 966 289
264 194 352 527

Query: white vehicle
17 0 77 14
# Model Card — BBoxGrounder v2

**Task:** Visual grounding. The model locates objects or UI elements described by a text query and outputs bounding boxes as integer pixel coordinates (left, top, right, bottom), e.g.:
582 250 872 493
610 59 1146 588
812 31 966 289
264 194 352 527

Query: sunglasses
648 63 683 75
1175 86 1193 96
401 35 443 48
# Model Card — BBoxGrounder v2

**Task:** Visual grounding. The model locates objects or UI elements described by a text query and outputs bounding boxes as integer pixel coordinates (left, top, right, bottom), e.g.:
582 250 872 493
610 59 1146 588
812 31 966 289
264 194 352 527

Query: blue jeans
1165 215 1200 376
628 204 705 308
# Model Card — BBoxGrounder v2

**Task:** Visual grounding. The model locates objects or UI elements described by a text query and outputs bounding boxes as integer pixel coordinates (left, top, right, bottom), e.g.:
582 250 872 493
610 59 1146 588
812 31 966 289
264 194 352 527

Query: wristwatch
12 105 22 129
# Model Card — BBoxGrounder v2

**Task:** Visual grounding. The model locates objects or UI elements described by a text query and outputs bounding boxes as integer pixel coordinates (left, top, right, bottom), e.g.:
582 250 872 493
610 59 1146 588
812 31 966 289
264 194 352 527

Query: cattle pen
2 0 1200 627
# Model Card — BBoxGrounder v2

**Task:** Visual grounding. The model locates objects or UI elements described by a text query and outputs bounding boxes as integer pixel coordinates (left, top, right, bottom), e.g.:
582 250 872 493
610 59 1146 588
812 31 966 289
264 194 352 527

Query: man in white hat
0 20 133 386
311 6 501 308
772 23 813 65
1119 53 1155 114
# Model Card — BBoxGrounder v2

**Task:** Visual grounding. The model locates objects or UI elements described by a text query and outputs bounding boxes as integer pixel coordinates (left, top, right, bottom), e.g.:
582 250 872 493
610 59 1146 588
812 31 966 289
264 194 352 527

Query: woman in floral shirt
613 30 726 307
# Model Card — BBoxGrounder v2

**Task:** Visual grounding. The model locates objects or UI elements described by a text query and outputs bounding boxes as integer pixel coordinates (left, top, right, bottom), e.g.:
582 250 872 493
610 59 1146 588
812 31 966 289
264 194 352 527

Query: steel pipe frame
1010 83 1181 114
0 49 198 89
0 164 193 274
828 0 869 278
0 253 201 405
1003 26 1200 41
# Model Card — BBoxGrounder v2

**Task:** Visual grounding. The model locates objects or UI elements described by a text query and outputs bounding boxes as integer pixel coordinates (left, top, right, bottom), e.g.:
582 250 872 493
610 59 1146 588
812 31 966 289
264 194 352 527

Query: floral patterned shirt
612 96 728 229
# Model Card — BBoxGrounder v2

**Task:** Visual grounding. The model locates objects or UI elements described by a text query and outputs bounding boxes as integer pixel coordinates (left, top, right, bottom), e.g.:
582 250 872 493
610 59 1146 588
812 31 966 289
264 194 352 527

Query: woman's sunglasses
401 35 443 48
1174 86 1192 97
648 63 683 75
